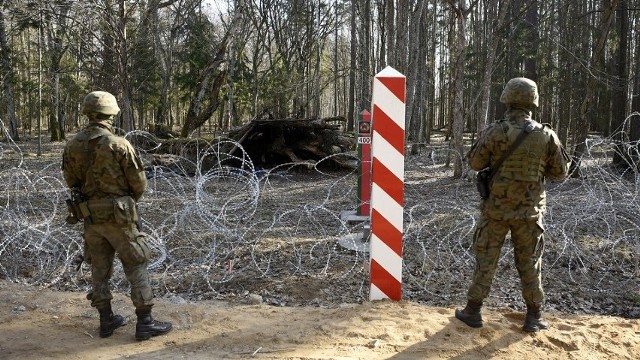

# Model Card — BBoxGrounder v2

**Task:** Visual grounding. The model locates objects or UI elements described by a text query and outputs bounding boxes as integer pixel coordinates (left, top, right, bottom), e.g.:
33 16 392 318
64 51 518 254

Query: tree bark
477 0 511 133
571 0 619 177
407 1 427 146
447 0 480 177
611 0 628 168
631 10 640 150
348 0 357 132
47 2 72 142
118 0 134 132
523 0 539 81
358 0 371 111
0 3 19 140
180 25 233 138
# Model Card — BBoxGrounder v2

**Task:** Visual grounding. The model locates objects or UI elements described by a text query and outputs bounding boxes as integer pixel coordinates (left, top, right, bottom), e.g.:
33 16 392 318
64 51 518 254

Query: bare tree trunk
180 26 234 138
523 0 539 80
447 0 479 177
611 0 628 168
226 1 240 129
451 5 465 177
0 3 19 140
556 0 574 146
47 2 72 142
118 0 134 132
477 0 511 133
395 0 409 73
348 0 357 131
333 2 339 116
407 1 427 146
49 71 62 141
384 0 394 67
142 0 170 129
631 9 640 149
425 0 437 143
98 2 118 95
358 0 371 111
572 0 619 177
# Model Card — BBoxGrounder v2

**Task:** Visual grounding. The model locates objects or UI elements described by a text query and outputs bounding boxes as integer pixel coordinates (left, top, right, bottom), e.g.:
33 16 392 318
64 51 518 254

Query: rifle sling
488 122 533 179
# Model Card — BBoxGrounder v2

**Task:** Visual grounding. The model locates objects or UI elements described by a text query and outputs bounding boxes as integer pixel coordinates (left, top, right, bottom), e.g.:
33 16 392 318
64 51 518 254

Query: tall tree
358 0 371 111
406 1 428 147
522 0 539 80
611 0 628 167
0 0 19 140
180 22 234 137
117 0 134 132
631 1 640 150
45 1 73 141
347 0 356 131
383 0 394 67
133 0 175 130
572 0 619 177
477 0 511 133
447 0 479 177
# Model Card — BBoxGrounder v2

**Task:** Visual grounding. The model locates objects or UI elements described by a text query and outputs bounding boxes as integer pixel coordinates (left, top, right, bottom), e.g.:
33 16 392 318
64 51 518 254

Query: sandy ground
1 280 638 360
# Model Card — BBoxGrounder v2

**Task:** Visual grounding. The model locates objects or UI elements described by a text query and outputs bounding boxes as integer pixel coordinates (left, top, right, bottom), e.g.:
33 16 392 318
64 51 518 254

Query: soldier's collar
505 109 532 123
88 121 113 133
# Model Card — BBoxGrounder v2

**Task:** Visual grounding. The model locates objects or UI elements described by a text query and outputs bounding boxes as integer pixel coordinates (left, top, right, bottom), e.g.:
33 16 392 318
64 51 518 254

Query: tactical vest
497 120 550 182
75 126 113 197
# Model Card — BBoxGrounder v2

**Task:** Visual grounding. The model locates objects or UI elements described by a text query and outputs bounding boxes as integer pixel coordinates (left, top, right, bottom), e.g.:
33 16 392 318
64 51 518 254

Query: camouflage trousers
84 222 154 310
466 215 545 307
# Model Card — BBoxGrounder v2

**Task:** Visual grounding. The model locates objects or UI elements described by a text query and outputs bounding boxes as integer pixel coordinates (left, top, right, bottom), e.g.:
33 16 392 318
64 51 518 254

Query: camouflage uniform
455 78 570 332
465 109 569 307
62 120 154 310
63 91 171 340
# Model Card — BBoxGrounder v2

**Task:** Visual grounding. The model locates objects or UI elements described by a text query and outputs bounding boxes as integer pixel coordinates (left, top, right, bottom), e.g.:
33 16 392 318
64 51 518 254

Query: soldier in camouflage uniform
455 78 570 332
62 91 172 340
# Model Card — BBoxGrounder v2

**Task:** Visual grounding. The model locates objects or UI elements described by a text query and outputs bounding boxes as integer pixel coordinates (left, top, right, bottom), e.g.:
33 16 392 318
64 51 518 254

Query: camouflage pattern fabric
464 109 569 307
62 121 153 310
84 223 154 309
467 109 569 221
63 121 147 201
467 216 545 306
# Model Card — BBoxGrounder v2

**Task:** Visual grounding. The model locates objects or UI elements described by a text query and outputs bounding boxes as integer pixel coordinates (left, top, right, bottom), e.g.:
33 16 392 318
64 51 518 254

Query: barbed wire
1 116 639 315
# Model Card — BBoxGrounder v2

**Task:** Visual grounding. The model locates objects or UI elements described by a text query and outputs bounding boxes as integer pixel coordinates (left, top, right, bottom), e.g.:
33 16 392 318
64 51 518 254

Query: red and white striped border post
369 66 406 301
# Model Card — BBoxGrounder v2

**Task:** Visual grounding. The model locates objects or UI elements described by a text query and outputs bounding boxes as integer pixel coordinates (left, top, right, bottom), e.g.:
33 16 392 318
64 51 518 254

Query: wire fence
1 116 639 316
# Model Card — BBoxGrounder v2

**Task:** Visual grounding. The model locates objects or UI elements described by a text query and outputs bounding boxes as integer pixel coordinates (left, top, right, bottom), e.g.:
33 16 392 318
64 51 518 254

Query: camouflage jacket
62 122 147 201
467 109 569 220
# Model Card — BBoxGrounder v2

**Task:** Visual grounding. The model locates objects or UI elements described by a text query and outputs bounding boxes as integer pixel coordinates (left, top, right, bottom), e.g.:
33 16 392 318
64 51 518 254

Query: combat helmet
500 77 539 108
82 91 120 117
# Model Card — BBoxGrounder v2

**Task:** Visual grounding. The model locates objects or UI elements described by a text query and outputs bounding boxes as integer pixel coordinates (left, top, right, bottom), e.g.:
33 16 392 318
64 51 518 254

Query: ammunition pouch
86 196 138 225
475 168 492 199
113 196 138 225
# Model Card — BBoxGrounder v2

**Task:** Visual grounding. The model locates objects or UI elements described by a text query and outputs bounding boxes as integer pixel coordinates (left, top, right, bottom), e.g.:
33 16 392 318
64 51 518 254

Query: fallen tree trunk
139 115 357 175
225 116 356 170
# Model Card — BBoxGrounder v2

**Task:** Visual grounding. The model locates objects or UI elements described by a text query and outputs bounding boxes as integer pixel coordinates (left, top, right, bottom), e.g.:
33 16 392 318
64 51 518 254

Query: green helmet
499 77 539 108
82 91 120 116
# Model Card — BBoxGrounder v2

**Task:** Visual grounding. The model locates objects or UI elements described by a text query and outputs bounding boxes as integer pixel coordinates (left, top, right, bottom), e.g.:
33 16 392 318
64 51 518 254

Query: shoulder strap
488 121 535 179
79 127 112 190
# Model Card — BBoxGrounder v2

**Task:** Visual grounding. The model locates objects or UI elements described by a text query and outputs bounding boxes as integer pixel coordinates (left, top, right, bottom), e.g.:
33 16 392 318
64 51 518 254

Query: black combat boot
455 300 484 328
523 304 549 332
98 305 126 338
135 307 173 341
